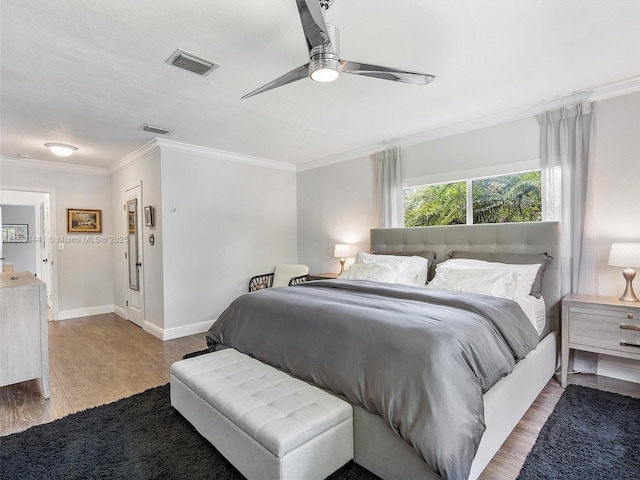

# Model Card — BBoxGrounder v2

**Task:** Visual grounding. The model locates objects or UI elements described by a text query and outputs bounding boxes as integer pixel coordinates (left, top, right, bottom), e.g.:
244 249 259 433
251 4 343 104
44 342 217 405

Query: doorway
124 184 144 327
0 187 57 318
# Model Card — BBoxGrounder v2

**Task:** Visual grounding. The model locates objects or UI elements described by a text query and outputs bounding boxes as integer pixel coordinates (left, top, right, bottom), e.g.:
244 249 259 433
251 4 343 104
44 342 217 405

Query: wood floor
1 314 639 479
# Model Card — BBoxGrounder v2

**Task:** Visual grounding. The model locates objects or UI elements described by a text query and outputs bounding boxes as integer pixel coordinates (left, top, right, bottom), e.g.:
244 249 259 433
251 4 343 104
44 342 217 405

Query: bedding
206 279 539 480
447 251 553 298
355 251 430 285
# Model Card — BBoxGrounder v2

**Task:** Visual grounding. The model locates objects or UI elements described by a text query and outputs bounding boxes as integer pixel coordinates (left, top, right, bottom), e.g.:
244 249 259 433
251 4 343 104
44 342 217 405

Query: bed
206 221 561 480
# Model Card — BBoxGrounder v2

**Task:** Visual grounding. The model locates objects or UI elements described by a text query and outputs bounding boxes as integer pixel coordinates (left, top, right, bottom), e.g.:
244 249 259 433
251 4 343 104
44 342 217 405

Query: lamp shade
608 243 640 268
334 244 351 258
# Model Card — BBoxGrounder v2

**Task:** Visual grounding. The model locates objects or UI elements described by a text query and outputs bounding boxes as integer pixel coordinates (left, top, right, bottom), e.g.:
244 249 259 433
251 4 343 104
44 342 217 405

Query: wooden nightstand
561 294 640 387
307 273 340 281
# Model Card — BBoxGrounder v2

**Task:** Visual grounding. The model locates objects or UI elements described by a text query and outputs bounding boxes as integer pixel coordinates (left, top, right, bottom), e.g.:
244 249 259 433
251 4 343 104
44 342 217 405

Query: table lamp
608 243 640 302
334 244 351 275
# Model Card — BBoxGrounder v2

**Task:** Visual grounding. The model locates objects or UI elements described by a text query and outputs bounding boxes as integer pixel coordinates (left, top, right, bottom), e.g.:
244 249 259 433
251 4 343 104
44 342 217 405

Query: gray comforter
206 280 539 480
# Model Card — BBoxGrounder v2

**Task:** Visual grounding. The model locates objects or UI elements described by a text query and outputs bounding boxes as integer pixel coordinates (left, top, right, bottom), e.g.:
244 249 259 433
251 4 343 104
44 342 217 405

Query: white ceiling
2 0 640 169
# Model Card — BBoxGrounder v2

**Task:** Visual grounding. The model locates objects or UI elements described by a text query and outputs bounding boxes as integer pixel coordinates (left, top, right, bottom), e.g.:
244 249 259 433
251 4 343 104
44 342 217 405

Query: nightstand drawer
570 311 640 354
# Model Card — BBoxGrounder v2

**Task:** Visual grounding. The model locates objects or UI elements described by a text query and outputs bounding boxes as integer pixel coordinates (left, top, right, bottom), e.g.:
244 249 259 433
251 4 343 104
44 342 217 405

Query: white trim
295 144 383 172
56 304 115 320
597 356 640 384
143 319 215 341
589 76 640 102
113 304 126 318
0 156 109 176
403 159 540 188
108 139 161 175
154 138 296 172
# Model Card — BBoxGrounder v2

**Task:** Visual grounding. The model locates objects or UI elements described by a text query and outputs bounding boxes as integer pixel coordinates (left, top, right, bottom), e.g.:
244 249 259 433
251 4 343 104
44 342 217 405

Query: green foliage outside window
404 181 467 226
404 171 541 227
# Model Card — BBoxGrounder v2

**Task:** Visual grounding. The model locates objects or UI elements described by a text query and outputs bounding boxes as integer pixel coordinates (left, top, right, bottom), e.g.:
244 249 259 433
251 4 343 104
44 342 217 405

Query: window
404 171 541 227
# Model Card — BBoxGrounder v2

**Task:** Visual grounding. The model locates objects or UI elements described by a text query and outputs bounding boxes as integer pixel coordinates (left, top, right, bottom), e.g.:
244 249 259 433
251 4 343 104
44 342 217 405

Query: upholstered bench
170 348 354 480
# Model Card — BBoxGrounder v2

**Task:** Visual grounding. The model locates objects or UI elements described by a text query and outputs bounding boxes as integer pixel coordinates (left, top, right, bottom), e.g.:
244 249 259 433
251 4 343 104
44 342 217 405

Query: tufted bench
170 348 354 480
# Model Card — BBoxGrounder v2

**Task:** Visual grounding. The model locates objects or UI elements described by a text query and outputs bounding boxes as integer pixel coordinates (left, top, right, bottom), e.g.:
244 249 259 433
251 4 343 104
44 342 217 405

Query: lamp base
338 258 345 275
619 268 639 302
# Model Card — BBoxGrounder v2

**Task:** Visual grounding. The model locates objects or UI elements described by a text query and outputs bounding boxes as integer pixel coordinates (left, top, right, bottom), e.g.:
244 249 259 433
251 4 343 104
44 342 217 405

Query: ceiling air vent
165 48 220 77
141 124 172 135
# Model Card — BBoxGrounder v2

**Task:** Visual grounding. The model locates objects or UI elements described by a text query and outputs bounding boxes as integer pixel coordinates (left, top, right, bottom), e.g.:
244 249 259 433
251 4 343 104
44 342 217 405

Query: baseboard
143 319 214 341
55 305 213 341
113 305 126 318
597 355 640 384
56 304 116 320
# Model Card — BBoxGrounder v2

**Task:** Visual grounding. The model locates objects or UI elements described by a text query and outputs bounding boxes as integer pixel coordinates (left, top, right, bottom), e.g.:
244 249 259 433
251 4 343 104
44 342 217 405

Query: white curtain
539 102 594 294
539 102 597 372
376 147 404 228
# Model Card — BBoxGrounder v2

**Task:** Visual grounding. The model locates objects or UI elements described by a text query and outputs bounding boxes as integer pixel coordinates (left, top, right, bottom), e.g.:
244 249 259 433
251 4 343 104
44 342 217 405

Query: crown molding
295 143 384 172
153 138 296 172
0 155 110 176
108 139 161 175
296 75 640 171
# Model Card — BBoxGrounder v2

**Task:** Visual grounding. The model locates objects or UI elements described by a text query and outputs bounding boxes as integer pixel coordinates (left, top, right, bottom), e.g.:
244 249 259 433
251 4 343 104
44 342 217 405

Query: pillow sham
339 262 402 283
357 251 430 286
370 250 437 282
426 263 518 299
439 259 541 299
447 251 553 298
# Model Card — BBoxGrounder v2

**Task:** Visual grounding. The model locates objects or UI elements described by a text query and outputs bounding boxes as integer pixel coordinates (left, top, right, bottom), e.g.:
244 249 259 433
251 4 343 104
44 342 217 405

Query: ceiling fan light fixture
45 143 77 157
309 22 340 83
309 60 340 82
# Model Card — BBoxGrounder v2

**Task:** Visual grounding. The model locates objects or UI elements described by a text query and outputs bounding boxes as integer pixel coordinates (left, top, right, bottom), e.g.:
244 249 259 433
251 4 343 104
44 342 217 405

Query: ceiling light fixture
308 23 341 83
45 143 77 157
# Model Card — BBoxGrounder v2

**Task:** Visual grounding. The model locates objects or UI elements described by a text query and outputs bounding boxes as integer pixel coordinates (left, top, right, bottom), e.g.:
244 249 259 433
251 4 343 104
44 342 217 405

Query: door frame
0 185 58 319
123 182 145 326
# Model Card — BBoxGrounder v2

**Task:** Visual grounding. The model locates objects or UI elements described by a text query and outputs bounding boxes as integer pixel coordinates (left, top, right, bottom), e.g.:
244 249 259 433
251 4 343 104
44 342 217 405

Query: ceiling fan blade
341 61 435 85
296 0 329 52
241 64 310 99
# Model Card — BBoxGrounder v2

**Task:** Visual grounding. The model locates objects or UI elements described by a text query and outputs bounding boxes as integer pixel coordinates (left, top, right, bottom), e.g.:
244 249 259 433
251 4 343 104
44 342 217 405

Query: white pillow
339 262 401 283
426 263 517 299
437 258 541 298
356 252 429 286
272 264 309 287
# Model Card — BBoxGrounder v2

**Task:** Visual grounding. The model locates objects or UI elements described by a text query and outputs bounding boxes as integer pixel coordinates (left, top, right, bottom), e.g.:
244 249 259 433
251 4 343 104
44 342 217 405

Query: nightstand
307 273 340 281
561 294 640 387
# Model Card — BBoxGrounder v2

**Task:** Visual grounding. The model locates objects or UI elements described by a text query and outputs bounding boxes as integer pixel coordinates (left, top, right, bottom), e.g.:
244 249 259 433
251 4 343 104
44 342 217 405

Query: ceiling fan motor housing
309 23 341 82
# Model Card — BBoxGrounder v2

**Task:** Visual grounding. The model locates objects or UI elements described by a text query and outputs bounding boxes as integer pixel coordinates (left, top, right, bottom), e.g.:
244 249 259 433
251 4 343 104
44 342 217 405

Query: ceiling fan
241 0 435 99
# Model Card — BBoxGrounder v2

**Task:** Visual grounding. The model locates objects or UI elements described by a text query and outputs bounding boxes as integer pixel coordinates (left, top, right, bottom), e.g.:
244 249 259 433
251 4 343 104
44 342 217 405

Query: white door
41 201 53 309
124 185 144 327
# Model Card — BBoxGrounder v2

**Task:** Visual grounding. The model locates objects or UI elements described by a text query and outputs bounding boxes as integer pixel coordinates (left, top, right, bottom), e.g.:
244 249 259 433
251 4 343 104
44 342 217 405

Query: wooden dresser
561 293 640 387
0 271 50 398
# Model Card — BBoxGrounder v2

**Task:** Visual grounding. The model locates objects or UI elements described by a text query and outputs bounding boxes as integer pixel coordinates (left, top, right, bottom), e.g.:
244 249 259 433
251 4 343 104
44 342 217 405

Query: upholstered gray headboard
370 222 561 335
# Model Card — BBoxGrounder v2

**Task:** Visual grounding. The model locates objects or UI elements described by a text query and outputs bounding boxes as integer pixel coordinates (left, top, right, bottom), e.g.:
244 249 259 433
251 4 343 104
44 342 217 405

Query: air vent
141 124 173 135
165 48 220 77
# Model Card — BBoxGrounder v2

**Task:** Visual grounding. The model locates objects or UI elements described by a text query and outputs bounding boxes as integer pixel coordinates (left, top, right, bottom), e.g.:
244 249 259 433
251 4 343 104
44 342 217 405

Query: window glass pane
472 171 541 224
404 181 467 226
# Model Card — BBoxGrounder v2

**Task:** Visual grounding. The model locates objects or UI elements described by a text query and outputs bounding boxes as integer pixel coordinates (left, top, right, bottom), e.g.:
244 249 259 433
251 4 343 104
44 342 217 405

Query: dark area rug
0 384 379 480
517 384 640 480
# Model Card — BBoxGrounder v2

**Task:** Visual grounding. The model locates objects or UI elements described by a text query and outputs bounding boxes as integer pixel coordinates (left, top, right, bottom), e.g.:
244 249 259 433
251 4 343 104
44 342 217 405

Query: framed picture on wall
144 206 154 227
67 208 102 233
2 224 29 243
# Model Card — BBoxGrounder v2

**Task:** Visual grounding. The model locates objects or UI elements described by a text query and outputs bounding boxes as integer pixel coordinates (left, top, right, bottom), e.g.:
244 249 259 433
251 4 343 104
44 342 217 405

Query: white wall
160 149 298 335
588 91 640 296
1 204 37 273
403 116 540 186
0 162 114 316
297 155 377 274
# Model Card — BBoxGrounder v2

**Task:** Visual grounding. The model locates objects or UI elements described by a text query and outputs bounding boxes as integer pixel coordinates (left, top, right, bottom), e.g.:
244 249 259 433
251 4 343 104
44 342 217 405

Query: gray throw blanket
206 280 539 479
